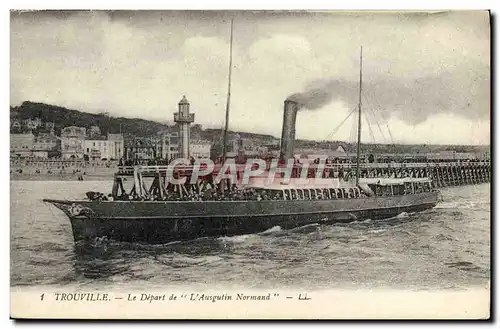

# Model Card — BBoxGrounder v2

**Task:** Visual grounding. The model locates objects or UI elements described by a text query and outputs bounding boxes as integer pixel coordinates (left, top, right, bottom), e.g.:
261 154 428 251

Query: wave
26 241 71 253
402 230 418 237
155 253 224 267
368 229 386 234
435 233 459 242
377 212 411 223
290 223 320 234
395 212 409 219
258 226 283 235
436 200 490 210
218 234 254 243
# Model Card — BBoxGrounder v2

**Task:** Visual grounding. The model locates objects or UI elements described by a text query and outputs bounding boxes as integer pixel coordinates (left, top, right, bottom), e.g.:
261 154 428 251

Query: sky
10 10 490 145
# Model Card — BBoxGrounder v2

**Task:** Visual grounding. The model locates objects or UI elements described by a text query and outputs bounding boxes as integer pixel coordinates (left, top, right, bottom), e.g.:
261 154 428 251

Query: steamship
43 29 440 244
43 98 439 244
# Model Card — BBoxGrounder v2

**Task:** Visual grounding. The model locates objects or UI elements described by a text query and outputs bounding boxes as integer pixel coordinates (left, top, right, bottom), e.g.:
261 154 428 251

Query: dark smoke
286 67 490 125
286 79 356 110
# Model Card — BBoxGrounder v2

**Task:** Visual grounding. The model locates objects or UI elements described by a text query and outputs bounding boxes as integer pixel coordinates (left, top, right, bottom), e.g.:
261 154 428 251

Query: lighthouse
174 95 195 159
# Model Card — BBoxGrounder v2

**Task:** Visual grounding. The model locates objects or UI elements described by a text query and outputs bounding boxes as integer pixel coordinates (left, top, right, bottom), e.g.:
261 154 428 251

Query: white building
61 126 86 159
160 132 179 161
190 140 211 159
107 133 124 160
84 134 124 160
84 139 113 160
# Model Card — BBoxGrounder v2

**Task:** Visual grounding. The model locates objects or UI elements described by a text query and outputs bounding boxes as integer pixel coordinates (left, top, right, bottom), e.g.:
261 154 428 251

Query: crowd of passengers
87 185 367 202
87 181 434 202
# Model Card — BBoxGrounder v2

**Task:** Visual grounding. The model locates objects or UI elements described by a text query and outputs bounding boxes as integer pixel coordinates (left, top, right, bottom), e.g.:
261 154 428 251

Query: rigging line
323 106 357 141
366 95 394 145
366 106 387 142
386 123 395 146
360 94 380 141
365 88 394 145
361 92 387 142
364 110 376 144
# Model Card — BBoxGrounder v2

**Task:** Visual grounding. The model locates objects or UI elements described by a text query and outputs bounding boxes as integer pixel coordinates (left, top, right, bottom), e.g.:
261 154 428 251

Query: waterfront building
160 132 179 161
60 126 86 159
34 133 58 150
10 132 35 158
107 133 124 160
83 134 124 160
190 139 211 159
84 137 109 160
32 133 59 158
124 136 158 161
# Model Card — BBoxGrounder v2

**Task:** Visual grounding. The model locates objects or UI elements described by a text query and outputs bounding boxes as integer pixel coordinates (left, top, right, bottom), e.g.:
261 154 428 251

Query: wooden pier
338 161 490 188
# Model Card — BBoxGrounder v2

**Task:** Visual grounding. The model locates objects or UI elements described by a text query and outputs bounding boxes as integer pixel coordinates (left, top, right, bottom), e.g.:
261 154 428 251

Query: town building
84 137 109 160
60 126 86 159
84 134 124 160
34 133 58 150
10 132 35 158
159 132 179 161
124 136 158 161
32 133 59 158
190 140 211 159
107 133 124 160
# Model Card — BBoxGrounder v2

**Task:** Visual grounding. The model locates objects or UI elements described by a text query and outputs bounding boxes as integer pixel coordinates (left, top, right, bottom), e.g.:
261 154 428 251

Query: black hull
44 192 439 244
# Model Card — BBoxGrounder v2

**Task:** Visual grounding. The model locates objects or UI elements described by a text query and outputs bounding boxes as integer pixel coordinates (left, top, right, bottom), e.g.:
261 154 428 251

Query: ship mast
221 19 234 164
355 46 363 186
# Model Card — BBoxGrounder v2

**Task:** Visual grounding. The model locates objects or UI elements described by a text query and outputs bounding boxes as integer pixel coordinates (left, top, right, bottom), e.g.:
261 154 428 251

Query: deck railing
115 161 491 176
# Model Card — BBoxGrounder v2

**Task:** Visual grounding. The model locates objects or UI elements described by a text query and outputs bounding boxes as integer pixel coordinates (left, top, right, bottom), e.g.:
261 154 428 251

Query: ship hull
44 191 439 244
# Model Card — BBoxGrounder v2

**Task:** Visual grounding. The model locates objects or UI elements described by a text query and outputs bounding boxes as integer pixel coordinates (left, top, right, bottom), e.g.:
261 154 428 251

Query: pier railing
113 160 490 188
115 161 491 175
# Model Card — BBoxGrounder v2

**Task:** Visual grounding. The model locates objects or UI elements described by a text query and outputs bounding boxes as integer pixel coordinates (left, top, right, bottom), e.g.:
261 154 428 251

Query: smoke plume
286 79 356 110
286 68 490 125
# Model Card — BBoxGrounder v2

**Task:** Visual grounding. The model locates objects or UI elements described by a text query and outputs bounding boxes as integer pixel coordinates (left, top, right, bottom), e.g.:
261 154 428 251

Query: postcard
10 9 490 319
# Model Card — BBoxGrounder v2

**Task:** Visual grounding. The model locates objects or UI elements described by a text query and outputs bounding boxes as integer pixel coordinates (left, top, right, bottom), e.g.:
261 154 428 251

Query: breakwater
334 161 490 188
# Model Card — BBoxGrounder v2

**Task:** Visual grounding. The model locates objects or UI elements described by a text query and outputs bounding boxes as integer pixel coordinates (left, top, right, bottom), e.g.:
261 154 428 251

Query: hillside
11 101 170 137
10 101 490 155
